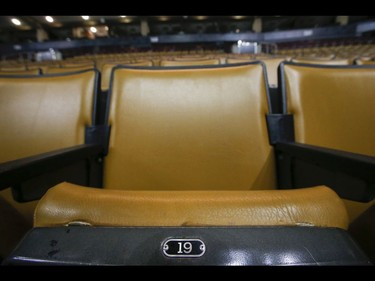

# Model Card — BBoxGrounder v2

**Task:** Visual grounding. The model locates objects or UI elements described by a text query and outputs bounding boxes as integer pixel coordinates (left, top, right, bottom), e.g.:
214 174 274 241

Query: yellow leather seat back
262 58 288 88
44 65 94 74
106 63 276 190
0 69 98 163
0 69 99 258
160 58 221 66
283 63 375 156
0 65 27 71
0 69 41 75
101 60 153 92
59 62 95 68
282 63 375 221
227 58 287 88
173 55 212 61
291 58 351 65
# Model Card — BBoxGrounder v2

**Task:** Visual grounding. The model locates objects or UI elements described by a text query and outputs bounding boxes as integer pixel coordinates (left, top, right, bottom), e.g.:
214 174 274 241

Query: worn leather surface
34 182 349 229
106 63 276 190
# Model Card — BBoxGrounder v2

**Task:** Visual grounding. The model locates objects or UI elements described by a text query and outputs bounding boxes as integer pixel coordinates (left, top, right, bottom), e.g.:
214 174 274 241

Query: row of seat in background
1 51 375 94
2 52 374 83
0 62 374 262
1 54 375 125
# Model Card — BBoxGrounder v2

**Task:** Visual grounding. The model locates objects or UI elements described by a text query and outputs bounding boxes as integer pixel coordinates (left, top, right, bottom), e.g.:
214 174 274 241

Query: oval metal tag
162 238 206 258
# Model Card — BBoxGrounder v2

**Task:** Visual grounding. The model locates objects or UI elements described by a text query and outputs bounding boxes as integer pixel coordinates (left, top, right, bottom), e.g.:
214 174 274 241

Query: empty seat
14 62 364 266
44 65 95 74
96 60 154 125
291 57 351 65
59 61 95 68
278 62 375 222
33 62 349 231
100 60 153 92
0 65 27 71
0 70 99 163
160 58 221 66
227 58 286 88
105 62 274 190
0 69 100 259
0 69 41 75
226 57 287 113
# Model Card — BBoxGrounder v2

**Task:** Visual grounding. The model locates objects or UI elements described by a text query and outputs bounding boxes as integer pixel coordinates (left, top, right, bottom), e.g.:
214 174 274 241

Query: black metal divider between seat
0 124 110 202
266 113 375 203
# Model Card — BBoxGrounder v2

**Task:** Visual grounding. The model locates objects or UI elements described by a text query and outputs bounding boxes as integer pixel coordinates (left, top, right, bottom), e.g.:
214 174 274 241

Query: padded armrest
34 182 349 229
0 144 104 202
275 142 375 202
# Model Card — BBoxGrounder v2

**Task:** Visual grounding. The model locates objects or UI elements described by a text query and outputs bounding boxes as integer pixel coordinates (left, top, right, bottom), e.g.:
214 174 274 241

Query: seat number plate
162 238 206 258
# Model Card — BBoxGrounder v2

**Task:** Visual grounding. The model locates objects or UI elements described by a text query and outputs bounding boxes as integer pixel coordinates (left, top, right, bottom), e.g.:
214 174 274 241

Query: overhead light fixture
120 17 132 23
232 16 246 20
90 26 97 33
82 16 89 20
11 18 21 26
45 16 54 23
158 16 170 21
120 15 126 18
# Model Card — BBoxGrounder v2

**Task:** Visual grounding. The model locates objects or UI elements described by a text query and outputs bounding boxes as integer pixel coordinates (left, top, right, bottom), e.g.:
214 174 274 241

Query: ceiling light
82 16 89 20
120 15 126 18
90 26 97 33
45 16 54 23
120 17 132 23
232 16 246 20
11 18 21 26
158 16 170 21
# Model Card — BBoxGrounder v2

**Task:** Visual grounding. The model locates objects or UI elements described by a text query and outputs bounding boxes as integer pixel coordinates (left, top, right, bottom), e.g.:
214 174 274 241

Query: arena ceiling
0 16 374 43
